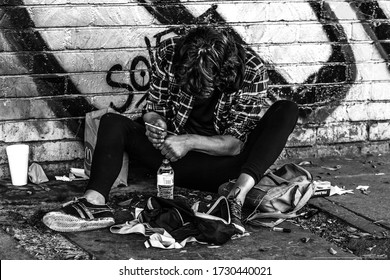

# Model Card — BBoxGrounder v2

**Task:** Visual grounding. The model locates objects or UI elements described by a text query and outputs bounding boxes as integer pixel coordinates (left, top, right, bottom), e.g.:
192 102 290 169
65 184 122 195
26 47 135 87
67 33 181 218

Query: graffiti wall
1 0 390 176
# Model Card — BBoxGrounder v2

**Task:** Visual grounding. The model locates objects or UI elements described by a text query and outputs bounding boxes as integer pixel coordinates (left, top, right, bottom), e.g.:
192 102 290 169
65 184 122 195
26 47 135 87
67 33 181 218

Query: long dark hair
173 26 245 99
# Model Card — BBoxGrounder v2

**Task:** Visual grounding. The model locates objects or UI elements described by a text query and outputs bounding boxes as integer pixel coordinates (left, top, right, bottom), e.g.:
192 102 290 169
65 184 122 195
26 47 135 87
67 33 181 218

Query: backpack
219 163 315 228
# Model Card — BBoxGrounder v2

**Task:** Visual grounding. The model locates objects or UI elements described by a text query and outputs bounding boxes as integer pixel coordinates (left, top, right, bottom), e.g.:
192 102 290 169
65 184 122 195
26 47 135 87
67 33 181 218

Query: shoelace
62 197 79 207
229 198 242 219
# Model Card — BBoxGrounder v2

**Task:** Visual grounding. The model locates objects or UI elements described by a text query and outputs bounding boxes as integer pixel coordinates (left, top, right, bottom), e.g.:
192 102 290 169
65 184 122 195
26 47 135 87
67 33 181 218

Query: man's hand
160 135 192 162
143 112 167 149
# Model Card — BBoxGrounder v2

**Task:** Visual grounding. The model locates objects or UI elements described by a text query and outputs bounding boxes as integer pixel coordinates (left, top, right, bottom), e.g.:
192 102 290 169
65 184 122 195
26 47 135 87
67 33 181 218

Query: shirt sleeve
222 63 269 143
143 39 175 119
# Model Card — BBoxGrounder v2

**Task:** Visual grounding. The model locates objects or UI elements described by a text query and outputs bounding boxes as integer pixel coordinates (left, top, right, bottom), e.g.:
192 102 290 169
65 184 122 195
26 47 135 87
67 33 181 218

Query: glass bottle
157 158 174 199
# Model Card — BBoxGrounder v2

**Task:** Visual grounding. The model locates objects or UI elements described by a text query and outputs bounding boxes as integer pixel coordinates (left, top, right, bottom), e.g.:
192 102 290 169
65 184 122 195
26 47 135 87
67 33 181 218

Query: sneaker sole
232 222 245 234
42 212 115 232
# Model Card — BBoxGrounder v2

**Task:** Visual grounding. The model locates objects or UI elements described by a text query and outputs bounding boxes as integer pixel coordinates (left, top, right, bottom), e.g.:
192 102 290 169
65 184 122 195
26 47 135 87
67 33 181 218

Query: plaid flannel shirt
144 37 269 145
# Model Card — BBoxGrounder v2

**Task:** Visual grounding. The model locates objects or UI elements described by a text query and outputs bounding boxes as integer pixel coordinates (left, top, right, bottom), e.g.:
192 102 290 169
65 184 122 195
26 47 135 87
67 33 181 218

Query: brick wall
1 0 390 178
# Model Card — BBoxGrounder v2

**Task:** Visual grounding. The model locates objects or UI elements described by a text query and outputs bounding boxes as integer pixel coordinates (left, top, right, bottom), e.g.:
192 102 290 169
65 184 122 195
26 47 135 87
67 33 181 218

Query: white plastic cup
6 144 29 186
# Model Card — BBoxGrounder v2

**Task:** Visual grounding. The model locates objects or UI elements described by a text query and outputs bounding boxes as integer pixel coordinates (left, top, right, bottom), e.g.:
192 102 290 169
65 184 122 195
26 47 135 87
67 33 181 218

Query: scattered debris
366 245 376 252
54 176 72 182
346 227 357 233
312 181 353 196
301 237 311 243
298 161 313 166
356 185 370 195
321 165 341 171
302 209 319 219
348 234 361 239
328 247 337 255
69 168 89 179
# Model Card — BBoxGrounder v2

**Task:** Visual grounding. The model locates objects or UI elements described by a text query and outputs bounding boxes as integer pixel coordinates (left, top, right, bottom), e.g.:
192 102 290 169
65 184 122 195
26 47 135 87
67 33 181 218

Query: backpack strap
245 181 315 228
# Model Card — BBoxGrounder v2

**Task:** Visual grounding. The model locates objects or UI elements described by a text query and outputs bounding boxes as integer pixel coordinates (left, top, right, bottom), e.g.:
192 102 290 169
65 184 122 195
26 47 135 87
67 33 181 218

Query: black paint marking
105 55 151 113
130 56 150 91
0 2 94 137
106 64 134 113
350 0 390 66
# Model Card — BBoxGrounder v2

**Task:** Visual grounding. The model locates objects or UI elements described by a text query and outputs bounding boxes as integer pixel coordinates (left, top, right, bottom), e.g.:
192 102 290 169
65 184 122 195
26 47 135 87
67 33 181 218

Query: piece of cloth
110 196 237 249
28 163 49 184
87 100 298 200
143 36 269 144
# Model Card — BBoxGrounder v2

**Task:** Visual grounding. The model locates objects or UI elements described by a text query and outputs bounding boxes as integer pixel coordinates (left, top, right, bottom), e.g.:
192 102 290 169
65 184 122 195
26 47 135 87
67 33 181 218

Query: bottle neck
163 158 170 164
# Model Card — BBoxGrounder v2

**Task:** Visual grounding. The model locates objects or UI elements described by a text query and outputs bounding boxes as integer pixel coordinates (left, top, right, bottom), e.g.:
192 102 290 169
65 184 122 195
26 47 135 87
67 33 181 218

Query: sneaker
227 197 245 234
218 180 235 197
42 197 115 232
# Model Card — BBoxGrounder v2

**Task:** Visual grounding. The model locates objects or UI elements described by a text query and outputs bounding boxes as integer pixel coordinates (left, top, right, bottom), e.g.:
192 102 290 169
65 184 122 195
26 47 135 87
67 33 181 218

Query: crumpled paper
28 163 49 184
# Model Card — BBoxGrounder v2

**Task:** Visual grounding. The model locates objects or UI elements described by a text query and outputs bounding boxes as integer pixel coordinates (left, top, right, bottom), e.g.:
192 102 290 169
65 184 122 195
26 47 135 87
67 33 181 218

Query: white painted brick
326 102 390 123
329 1 359 20
39 30 67 50
29 7 94 27
316 144 363 158
370 82 390 101
31 141 84 162
67 0 129 4
297 23 337 43
369 122 390 141
360 142 390 155
355 62 390 82
284 146 318 159
22 0 128 4
65 27 167 50
0 75 49 98
367 102 390 121
317 122 368 144
29 6 157 27
70 72 131 94
380 1 390 17
0 53 29 75
287 126 316 147
275 64 325 84
351 43 386 62
0 123 3 142
237 24 298 44
53 52 95 73
91 50 150 72
22 0 68 4
88 94 145 113
255 44 332 65
0 99 57 121
2 121 76 143
217 3 269 23
265 2 317 22
92 6 159 26
351 22 374 42
344 83 372 102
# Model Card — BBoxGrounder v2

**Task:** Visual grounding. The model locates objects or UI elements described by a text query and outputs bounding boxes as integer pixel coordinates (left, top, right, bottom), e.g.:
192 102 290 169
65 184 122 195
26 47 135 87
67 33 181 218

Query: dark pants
87 100 299 200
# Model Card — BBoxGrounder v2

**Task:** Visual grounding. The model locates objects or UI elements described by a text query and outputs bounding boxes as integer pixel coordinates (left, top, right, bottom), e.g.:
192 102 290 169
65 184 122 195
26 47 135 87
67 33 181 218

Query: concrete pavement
1 154 389 260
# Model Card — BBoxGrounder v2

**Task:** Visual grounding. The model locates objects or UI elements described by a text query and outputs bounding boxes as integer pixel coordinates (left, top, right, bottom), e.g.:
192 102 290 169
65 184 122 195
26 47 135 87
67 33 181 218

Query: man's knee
276 100 298 116
273 100 299 129
98 113 131 135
